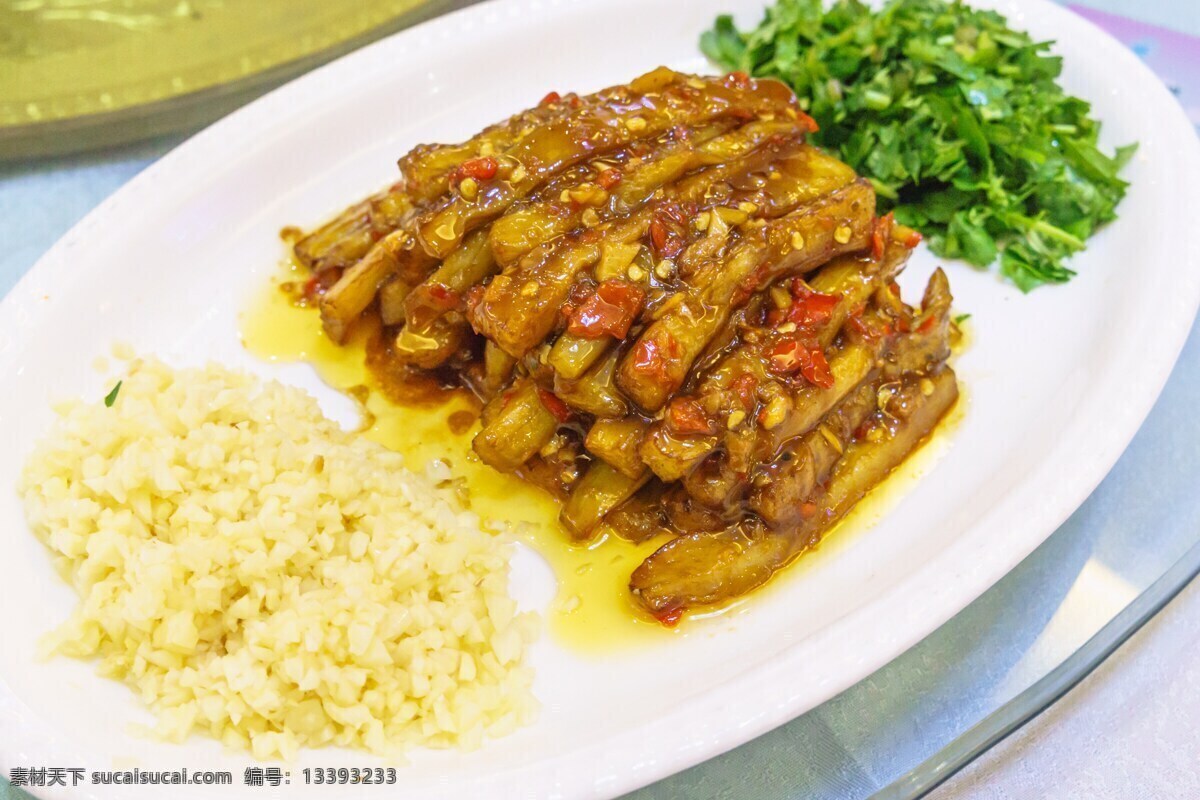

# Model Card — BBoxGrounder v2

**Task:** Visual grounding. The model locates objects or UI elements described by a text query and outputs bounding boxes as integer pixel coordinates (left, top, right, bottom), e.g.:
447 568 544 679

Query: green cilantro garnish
104 380 122 407
702 0 1135 291
953 313 971 325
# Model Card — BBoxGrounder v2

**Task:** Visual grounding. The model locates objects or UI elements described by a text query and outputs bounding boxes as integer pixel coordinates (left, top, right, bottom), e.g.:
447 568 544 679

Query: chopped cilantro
702 0 1135 291
104 380 122 407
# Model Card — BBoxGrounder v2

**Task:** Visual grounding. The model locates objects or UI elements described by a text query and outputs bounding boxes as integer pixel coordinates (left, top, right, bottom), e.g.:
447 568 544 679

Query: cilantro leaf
104 380 122 408
702 0 1135 290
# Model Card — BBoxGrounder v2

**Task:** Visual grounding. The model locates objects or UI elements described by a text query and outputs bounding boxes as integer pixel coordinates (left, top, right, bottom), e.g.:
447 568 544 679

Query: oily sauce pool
240 263 963 652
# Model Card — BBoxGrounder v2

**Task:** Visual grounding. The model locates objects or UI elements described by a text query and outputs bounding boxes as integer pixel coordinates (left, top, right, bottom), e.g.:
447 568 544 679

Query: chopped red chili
871 212 895 261
540 91 561 106
917 315 938 334
667 397 715 435
648 217 683 258
658 201 687 226
596 169 622 190
537 388 572 423
731 373 758 410
425 283 460 311
566 279 646 339
785 282 840 332
765 337 834 388
654 607 685 627
903 228 923 248
459 156 498 181
630 333 678 384
302 269 341 302
799 501 819 519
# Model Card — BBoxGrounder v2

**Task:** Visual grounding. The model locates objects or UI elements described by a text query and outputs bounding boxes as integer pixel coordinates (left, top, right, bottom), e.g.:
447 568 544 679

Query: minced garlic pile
20 355 538 759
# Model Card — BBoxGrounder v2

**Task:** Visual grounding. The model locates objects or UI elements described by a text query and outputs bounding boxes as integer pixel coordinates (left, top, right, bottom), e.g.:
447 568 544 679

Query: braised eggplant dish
291 67 959 625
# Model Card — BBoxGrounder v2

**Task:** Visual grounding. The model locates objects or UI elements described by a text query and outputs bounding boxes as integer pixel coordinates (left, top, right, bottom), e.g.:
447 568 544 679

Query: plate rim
2 0 1199 797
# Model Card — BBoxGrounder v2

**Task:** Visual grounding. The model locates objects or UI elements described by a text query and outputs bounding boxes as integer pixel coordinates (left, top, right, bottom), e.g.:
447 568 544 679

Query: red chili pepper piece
596 169 622 190
799 501 819 519
765 337 834 388
649 219 668 252
785 282 840 332
917 315 938 334
302 269 341 302
903 228 923 248
425 283 460 311
630 333 678 384
731 373 758 410
566 279 646 339
871 212 895 262
536 388 572 423
667 397 715 435
654 607 685 627
796 109 820 134
459 156 498 181
540 91 561 106
649 218 684 259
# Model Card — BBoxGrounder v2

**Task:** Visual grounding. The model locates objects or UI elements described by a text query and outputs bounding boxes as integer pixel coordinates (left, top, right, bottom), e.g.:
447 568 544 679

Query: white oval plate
1 0 1198 797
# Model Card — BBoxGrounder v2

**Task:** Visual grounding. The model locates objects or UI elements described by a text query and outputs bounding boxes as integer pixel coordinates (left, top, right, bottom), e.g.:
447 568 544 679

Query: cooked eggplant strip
619 180 876 411
472 134 840 358
398 69 712 204
318 233 401 343
472 380 561 472
378 275 414 327
664 487 733 533
399 93 585 204
318 227 442 342
585 417 649 478
472 214 649 357
887 267 953 375
294 199 376 273
553 349 628 418
403 229 496 329
482 340 517 398
489 205 579 268
608 481 672 543
294 182 416 275
631 368 958 618
417 70 800 258
293 69 961 623
748 382 877 527
486 118 765 267
392 315 468 370
640 423 721 483
561 461 650 541
548 333 612 380
477 121 735 266
638 239 911 483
